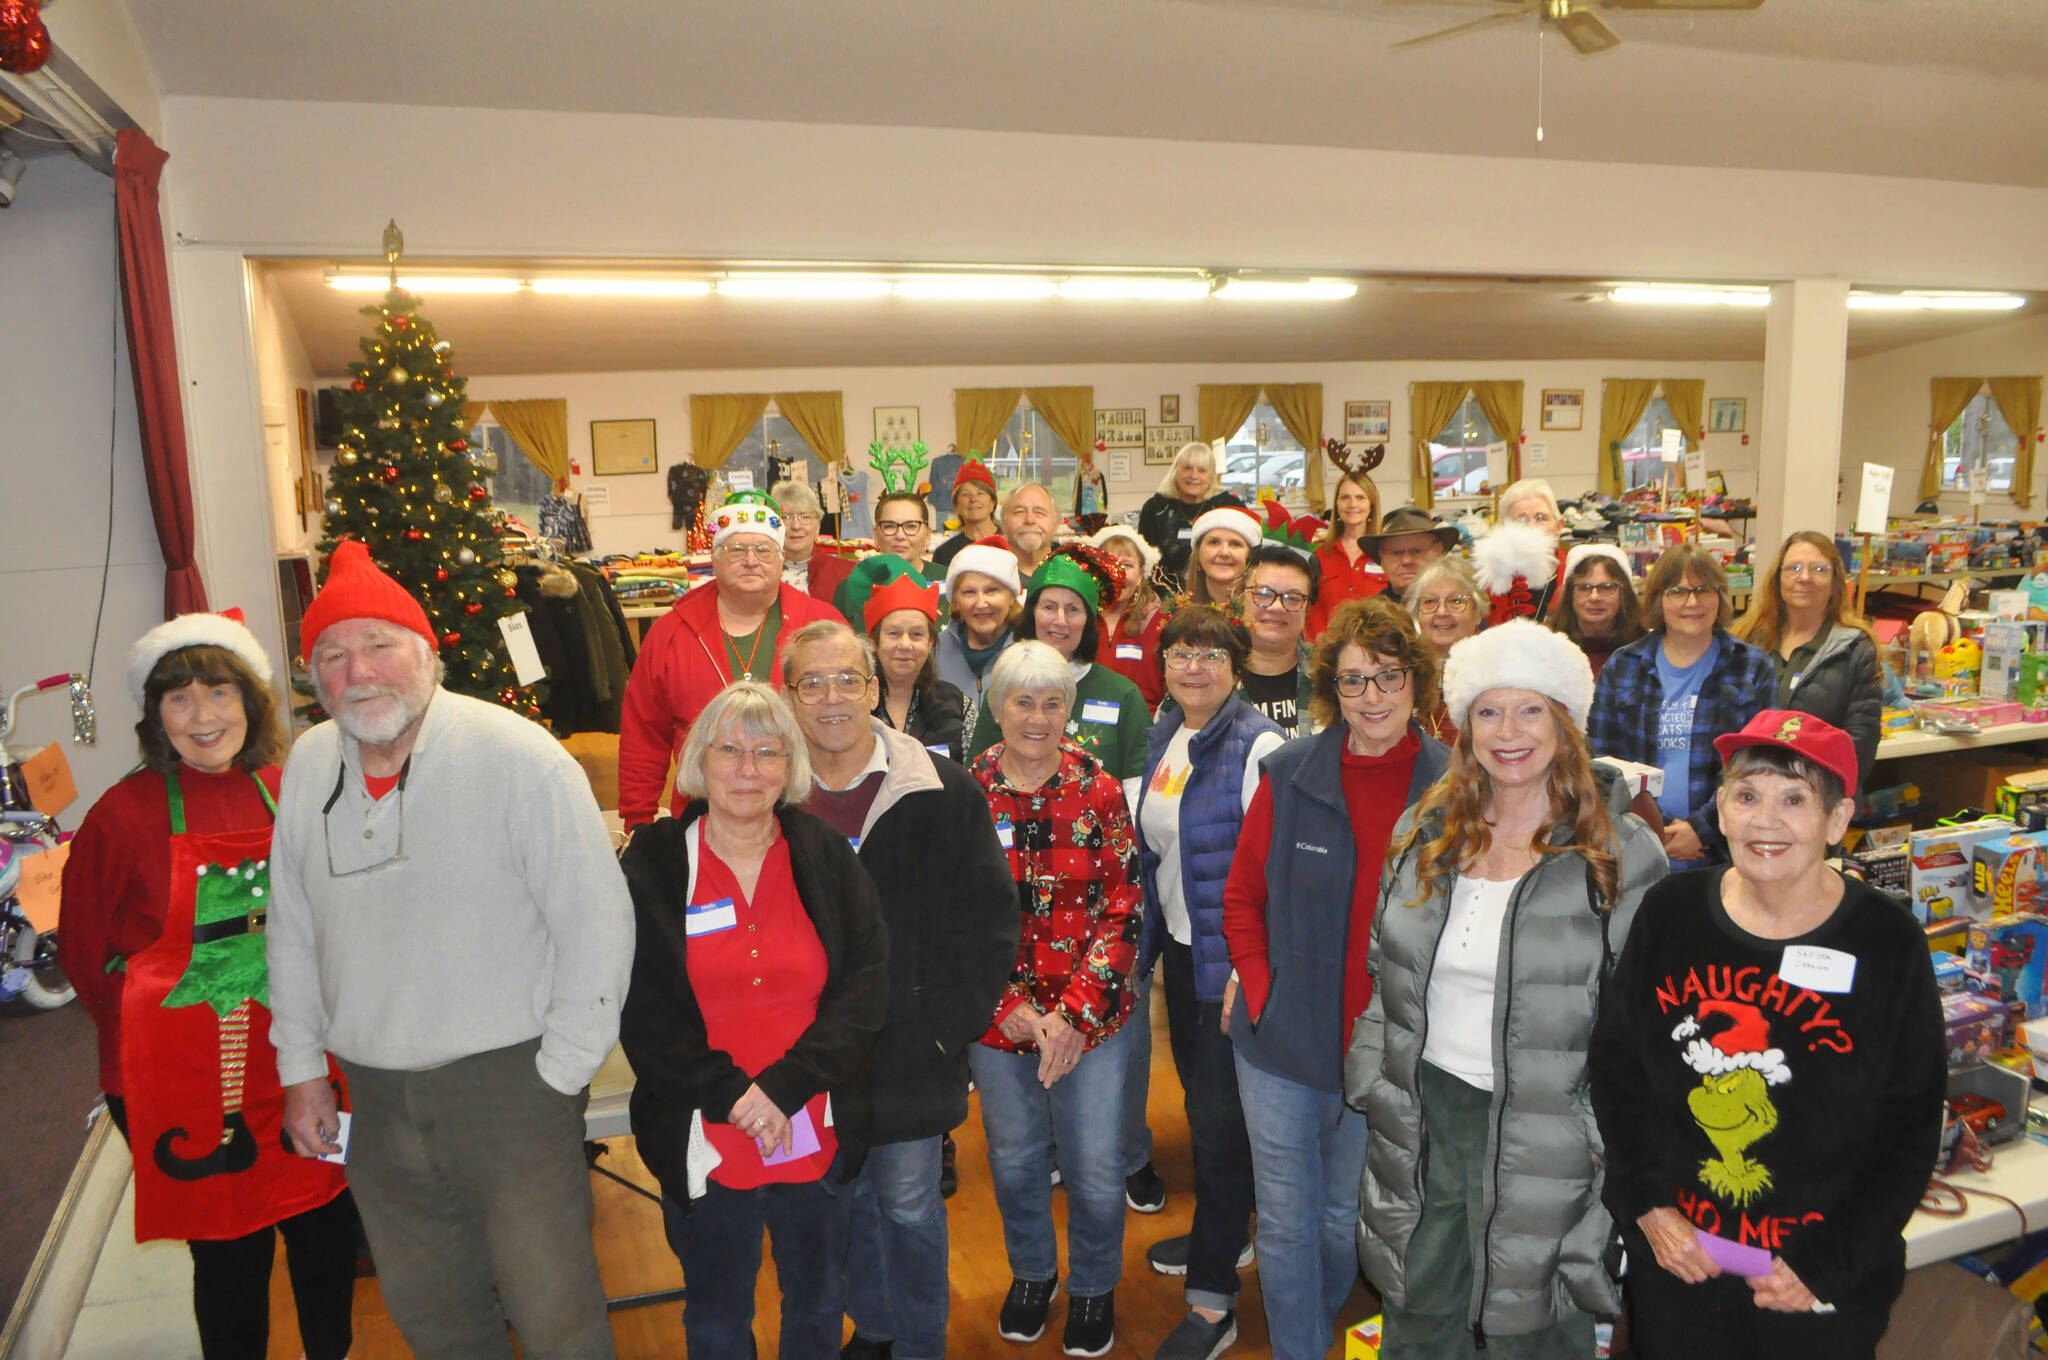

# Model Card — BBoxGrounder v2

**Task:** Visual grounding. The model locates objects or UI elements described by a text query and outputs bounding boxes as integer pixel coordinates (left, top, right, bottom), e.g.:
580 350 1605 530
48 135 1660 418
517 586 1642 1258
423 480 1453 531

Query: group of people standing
59 443 1938 1360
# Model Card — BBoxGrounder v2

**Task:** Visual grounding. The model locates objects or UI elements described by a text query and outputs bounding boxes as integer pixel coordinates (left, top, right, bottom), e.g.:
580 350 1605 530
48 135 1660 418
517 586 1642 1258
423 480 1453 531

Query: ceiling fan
1389 0 1765 57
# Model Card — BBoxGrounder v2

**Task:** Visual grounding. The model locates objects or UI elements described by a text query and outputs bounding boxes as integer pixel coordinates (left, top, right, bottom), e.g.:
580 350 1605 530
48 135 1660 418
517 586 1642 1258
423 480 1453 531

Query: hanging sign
497 612 548 686
1855 462 1895 535
1970 466 1989 507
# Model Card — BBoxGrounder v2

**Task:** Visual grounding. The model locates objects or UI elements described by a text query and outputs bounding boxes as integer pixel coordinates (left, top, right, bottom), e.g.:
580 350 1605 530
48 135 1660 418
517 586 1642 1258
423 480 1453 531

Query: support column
1755 279 1851 555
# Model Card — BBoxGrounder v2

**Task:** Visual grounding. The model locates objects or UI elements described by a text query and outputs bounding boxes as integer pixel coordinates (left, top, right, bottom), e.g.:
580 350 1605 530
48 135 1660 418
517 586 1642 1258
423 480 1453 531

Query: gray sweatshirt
266 689 635 1094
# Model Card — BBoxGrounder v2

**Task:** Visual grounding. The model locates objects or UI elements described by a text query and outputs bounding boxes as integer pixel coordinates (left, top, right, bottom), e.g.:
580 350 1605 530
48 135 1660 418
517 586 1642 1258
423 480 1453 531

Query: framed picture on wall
1709 397 1747 433
1096 408 1145 448
1145 425 1195 465
874 405 921 452
1160 395 1180 423
1346 400 1390 442
1540 389 1584 431
591 418 659 475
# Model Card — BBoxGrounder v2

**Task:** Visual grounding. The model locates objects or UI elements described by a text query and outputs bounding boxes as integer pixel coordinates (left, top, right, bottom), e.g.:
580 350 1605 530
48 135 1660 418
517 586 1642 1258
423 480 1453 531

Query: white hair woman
1138 441 1247 589
617 681 889 1358
968 641 1144 1356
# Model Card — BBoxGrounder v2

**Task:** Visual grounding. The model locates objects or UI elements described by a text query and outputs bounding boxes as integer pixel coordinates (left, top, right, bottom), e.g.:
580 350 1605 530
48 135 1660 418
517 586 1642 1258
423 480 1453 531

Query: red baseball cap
1713 709 1860 798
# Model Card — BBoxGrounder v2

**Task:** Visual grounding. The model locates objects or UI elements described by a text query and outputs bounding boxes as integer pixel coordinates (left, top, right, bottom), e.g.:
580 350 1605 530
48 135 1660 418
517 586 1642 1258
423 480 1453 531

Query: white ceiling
259 260 2042 375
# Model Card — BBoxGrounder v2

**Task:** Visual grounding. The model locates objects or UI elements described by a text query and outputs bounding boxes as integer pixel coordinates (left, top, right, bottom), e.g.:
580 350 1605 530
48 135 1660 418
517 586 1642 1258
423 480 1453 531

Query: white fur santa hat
127 608 274 708
1188 505 1263 555
1439 619 1595 729
1088 523 1161 579
1563 543 1631 581
1472 520 1559 594
944 536 1023 597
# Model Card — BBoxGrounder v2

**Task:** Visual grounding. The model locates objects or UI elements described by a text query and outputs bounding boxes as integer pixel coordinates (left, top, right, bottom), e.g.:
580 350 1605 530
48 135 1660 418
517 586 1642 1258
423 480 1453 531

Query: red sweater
1305 541 1388 641
59 764 282 1095
1223 731 1418 1044
617 580 841 826
1099 606 1166 710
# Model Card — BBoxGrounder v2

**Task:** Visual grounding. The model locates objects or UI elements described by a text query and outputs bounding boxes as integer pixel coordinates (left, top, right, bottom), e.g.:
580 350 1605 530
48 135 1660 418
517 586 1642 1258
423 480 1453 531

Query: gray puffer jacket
1343 800 1667 1340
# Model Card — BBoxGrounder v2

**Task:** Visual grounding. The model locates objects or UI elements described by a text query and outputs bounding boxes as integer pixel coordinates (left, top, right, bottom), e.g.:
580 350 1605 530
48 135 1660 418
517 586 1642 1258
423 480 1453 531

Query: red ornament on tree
350 380 367 392
381 465 402 482
0 0 53 75
465 602 483 615
392 317 410 331
435 567 450 582
441 632 462 647
449 438 468 451
467 485 487 501
404 528 425 541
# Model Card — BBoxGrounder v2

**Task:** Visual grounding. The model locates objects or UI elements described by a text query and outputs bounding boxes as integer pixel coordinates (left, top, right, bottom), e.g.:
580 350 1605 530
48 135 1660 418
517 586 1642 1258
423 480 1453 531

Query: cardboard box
1934 954 1970 993
1982 622 2031 700
1592 757 1664 799
1843 845 1909 897
2020 653 2048 708
1345 1315 1382 1360
1948 1060 2032 1144
1911 819 2017 923
1922 697 2023 729
1944 992 2010 1066
1968 915 2048 1017
1972 835 2048 917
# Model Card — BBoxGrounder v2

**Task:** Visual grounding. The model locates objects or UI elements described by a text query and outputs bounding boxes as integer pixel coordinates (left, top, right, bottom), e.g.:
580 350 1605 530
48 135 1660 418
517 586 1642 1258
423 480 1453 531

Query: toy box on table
1971 832 2048 917
1967 915 2048 1018
1945 991 2010 1066
1911 818 2016 923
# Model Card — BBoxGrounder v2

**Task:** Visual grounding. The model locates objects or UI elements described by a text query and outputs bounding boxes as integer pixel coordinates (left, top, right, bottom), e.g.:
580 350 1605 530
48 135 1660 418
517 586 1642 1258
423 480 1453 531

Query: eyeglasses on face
1417 594 1473 614
876 520 926 535
790 670 873 702
1163 647 1231 671
1574 580 1621 597
717 542 780 561
784 512 819 526
1781 562 1834 578
1335 667 1411 697
708 743 790 767
1662 584 1718 603
1247 586 1309 613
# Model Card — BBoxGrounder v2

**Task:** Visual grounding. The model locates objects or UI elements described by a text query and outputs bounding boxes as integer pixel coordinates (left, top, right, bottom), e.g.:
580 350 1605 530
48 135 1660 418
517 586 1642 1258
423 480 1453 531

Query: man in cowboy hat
1361 507 1460 597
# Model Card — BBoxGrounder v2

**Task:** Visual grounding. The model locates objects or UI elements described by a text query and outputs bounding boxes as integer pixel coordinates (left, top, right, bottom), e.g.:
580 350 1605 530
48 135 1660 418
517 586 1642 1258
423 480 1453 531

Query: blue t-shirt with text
1653 635 1719 854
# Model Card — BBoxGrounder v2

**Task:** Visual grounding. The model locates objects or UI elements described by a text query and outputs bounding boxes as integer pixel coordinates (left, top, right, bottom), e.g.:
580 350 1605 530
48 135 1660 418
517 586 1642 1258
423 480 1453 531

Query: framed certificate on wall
591 418 659 475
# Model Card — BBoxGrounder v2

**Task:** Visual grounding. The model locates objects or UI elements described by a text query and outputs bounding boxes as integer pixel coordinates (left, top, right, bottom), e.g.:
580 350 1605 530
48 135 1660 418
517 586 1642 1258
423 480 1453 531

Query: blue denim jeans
969 1016 1136 1298
660 1177 849 1360
1235 1049 1371 1360
1122 967 1155 1176
844 1136 948 1359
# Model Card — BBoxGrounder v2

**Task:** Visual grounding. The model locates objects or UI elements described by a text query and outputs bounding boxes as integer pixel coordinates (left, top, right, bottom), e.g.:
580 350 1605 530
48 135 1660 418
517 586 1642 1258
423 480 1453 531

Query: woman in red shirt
1305 470 1388 640
1220 598 1448 1360
1090 523 1166 710
618 681 889 1360
969 641 1144 1358
60 611 356 1360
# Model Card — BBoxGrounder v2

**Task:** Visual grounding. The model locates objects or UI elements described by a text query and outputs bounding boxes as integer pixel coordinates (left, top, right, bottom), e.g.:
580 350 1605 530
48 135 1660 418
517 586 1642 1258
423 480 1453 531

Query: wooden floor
261 986 1380 1357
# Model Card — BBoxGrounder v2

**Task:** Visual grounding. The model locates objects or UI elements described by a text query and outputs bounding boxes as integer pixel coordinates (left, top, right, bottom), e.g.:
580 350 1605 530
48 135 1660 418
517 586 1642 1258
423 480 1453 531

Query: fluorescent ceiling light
1215 278 1359 301
716 274 891 299
325 273 523 294
1058 277 1214 301
1848 290 2026 312
530 277 712 297
1607 284 1770 307
892 276 1058 300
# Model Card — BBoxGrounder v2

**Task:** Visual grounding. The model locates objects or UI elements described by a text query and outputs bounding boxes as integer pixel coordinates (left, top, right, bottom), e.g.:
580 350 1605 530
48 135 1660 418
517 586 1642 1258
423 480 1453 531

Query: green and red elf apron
118 769 347 1243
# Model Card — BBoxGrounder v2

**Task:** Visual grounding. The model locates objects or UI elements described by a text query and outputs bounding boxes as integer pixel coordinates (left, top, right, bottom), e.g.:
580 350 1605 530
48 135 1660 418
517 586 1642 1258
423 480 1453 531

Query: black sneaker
841 1337 893 1360
1125 1160 1166 1213
998 1275 1059 1343
1146 1234 1256 1275
1154 1308 1238 1360
940 1134 958 1199
1062 1289 1116 1357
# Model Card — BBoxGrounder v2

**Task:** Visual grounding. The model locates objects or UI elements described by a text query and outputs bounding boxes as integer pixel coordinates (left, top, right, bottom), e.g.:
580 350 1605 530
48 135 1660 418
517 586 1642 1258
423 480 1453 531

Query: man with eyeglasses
837 492 937 624
1235 544 1321 736
780 620 1017 1360
618 490 842 828
267 541 634 1360
771 478 855 608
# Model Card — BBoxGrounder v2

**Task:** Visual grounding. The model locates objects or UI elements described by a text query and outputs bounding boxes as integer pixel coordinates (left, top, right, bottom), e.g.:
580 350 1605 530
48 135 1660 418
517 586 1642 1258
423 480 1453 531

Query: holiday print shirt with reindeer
1588 870 1945 1314
970 743 1141 1052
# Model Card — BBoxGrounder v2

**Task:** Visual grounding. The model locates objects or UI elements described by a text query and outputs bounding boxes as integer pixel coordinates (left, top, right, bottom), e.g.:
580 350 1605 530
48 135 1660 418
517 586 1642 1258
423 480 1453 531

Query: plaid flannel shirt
1585 629 1777 841
971 742 1141 1050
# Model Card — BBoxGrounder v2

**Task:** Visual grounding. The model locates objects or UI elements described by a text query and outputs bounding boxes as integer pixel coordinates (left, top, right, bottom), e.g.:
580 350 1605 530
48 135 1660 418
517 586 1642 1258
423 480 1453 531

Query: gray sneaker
1154 1308 1237 1360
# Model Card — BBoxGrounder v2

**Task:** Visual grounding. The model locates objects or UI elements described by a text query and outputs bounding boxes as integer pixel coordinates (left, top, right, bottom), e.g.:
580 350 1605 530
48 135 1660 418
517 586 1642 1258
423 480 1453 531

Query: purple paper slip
1695 1229 1775 1279
760 1106 822 1166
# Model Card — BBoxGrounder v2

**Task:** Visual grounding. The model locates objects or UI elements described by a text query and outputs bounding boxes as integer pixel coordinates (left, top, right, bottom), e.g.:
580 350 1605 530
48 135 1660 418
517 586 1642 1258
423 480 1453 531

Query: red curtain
115 128 208 617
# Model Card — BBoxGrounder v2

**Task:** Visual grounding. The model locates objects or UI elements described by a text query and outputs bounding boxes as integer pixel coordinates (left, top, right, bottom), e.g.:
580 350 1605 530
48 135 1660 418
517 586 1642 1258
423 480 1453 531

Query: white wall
449 359 1763 557
250 267 321 556
1841 314 2048 521
0 154 162 808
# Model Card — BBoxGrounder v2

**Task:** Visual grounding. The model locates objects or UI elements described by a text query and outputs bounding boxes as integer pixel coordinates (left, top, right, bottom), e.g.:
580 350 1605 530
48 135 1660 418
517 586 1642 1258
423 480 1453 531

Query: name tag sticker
685 898 738 937
925 743 951 755
995 819 1014 849
1178 528 1192 540
1115 643 1144 660
846 835 861 851
1778 945 1856 993
1081 698 1121 725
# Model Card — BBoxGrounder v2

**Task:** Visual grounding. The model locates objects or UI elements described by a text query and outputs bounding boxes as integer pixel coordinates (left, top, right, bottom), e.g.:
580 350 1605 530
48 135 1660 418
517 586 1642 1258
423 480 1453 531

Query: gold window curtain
773 391 846 466
486 398 570 490
1597 380 1659 497
1920 378 1985 502
1264 383 1325 504
1467 381 1524 486
1407 382 1469 512
955 388 1026 469
1660 379 1707 488
1989 377 2043 509
460 401 490 435
1023 386 1097 476
691 393 772 472
1197 385 1262 450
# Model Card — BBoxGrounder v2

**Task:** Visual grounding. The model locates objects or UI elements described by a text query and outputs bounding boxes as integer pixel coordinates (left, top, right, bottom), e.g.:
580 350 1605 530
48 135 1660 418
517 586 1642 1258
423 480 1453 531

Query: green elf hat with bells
841 553 936 632
1026 541 1126 617
1262 501 1324 560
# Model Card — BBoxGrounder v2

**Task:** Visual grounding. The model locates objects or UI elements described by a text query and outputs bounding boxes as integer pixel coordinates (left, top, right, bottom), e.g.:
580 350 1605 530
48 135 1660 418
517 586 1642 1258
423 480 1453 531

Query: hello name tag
686 897 738 937
1115 643 1144 660
1081 698 1121 725
1778 946 1856 994
1178 528 1192 540
995 819 1014 849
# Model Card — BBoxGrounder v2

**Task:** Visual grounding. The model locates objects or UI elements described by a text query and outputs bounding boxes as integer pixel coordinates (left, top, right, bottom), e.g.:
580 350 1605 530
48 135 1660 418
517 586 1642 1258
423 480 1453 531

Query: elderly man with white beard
265 541 634 1360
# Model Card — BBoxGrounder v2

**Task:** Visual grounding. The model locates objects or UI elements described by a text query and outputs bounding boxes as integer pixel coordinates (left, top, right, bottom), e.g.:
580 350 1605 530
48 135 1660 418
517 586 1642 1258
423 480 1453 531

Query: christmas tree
317 224 543 718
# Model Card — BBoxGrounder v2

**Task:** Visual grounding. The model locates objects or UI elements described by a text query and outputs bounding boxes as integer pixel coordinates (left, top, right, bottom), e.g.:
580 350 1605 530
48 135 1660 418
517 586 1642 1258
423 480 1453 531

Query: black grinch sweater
1588 869 1945 1314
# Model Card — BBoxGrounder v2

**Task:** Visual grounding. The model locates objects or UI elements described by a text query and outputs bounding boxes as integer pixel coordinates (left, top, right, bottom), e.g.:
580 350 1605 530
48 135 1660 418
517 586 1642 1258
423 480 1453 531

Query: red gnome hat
299 540 436 663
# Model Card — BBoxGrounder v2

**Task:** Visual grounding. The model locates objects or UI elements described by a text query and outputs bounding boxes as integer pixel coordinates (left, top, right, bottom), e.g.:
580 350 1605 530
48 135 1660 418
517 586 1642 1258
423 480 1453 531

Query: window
1942 387 2019 493
988 405 1076 494
727 408 828 497
1221 402 1307 502
470 420 552 530
1618 395 1679 491
1425 395 1497 498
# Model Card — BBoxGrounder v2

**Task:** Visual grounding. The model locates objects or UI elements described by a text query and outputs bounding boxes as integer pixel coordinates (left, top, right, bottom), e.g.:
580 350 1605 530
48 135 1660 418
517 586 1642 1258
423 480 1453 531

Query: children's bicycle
0 673 96 1010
